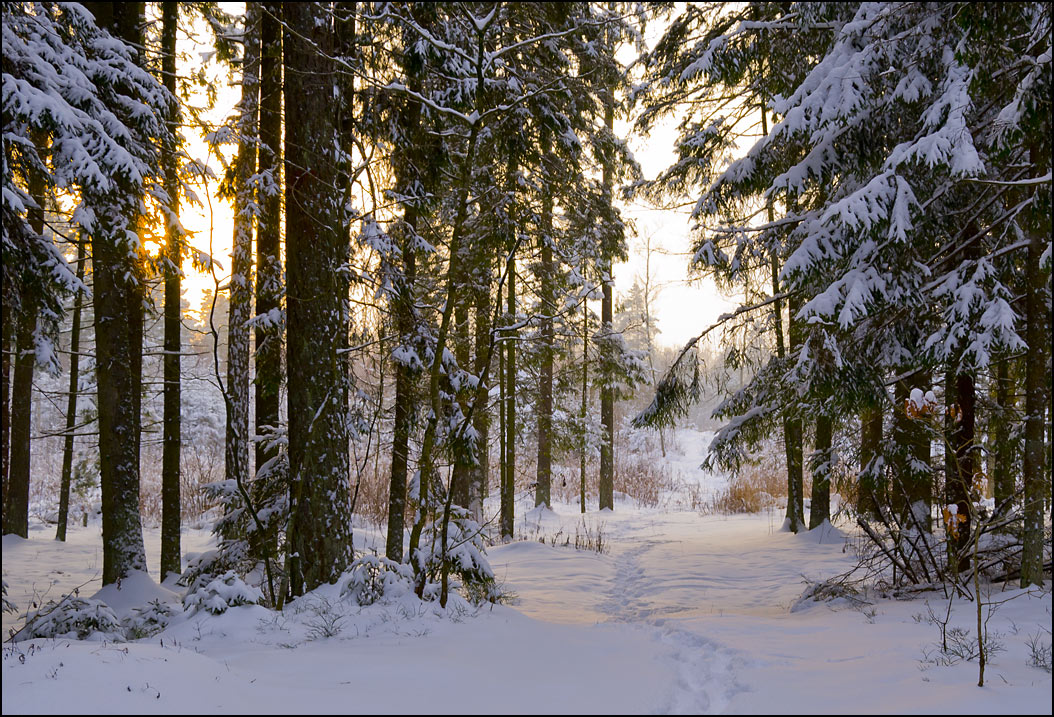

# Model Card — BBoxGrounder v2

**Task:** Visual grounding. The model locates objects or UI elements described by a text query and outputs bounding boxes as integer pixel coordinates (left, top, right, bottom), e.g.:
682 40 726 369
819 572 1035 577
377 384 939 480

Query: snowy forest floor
2 430 1051 714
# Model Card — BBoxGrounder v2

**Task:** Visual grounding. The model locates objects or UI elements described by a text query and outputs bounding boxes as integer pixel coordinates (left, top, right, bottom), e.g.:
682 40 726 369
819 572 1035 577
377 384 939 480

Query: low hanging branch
633 290 794 429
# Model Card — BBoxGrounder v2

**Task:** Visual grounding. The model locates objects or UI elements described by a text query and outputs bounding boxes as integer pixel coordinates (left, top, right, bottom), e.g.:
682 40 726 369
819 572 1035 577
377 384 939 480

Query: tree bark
502 248 517 538
56 240 86 541
225 2 260 514
809 416 832 529
784 296 805 532
893 373 932 533
858 403 883 517
86 0 148 583
255 1 283 494
535 133 554 509
469 278 491 520
1020 161 1049 588
991 357 1015 517
285 1 355 592
4 304 35 538
598 79 616 512
160 0 182 577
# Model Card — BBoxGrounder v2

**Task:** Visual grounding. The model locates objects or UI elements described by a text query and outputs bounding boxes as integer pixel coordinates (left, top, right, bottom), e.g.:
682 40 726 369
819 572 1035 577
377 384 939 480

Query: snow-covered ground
3 430 1051 714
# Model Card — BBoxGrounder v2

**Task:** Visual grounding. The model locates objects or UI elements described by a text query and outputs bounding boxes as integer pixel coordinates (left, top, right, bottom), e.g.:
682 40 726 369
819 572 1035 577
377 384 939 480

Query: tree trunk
1 298 10 523
947 370 975 573
451 298 472 509
502 249 517 539
580 298 589 514
3 130 46 538
809 416 832 529
285 1 355 592
893 373 932 533
784 296 805 532
255 1 283 493
160 0 182 577
1020 168 1049 588
535 134 554 509
598 83 616 513
469 279 491 521
86 0 149 584
56 241 86 542
226 2 260 513
4 305 35 538
991 357 1015 517
858 403 883 517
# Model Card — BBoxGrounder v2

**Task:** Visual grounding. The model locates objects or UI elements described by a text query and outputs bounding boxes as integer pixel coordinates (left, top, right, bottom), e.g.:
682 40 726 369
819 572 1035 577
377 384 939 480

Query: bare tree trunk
160 0 182 577
56 241 86 541
284 1 355 592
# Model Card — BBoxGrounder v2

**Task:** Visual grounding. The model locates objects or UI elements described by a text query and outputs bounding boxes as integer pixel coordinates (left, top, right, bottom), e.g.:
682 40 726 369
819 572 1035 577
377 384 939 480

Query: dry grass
708 448 812 515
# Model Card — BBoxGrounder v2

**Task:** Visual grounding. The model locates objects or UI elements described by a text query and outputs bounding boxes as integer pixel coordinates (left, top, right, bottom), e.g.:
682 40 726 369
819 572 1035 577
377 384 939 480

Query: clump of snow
183 571 262 615
91 570 179 619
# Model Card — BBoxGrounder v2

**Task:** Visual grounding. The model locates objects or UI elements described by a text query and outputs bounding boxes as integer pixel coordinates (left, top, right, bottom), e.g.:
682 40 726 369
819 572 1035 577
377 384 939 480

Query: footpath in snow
3 429 1051 714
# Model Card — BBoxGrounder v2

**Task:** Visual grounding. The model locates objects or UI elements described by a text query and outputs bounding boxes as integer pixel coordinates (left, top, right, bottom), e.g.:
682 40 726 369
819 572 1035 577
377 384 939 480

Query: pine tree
284 1 355 592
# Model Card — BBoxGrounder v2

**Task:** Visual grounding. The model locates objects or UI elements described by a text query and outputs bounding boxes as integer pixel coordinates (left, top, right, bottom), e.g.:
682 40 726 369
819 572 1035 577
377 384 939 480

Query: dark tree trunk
502 250 517 539
469 279 491 520
991 357 1015 517
809 416 833 529
1 299 10 523
784 297 805 532
4 306 35 538
255 2 283 495
1020 162 1049 587
226 3 259 512
56 241 86 542
893 373 932 533
535 138 554 509
858 403 883 518
947 370 975 573
284 1 355 592
87 0 149 584
160 0 182 577
598 85 616 512
451 299 472 509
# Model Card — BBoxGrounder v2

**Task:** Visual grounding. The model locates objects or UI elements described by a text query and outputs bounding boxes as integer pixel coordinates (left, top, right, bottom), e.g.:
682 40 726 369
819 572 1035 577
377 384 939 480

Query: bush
13 597 123 642
340 555 415 606
124 599 177 639
183 571 263 615
417 509 501 605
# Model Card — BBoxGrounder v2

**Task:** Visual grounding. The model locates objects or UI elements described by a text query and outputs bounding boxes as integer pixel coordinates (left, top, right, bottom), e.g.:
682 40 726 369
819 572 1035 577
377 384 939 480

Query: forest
2 2 1051 714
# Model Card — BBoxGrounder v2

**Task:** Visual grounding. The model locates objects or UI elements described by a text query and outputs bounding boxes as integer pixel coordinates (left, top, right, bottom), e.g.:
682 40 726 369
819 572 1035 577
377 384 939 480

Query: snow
3 429 1051 714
